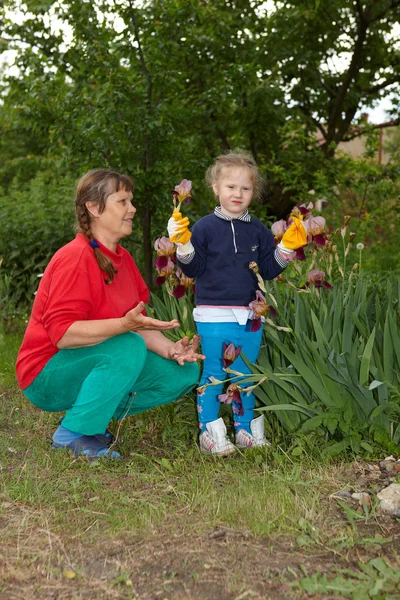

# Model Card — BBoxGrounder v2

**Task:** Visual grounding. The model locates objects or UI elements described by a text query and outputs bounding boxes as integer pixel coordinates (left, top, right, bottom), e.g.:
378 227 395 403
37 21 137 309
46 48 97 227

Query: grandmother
16 169 203 459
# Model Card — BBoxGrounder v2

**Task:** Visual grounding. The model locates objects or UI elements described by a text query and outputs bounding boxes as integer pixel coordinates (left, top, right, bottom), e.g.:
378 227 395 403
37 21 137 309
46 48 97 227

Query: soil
1 503 400 600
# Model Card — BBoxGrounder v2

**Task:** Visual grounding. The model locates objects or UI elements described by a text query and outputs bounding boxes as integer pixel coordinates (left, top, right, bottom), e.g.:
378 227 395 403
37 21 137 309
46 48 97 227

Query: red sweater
16 234 149 389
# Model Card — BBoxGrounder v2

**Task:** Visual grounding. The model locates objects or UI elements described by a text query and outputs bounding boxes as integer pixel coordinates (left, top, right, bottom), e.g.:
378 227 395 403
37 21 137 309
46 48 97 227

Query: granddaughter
168 152 307 455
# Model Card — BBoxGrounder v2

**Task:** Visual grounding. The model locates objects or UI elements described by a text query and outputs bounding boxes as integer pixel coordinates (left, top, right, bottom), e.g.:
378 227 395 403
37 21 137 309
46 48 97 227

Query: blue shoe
93 430 116 446
52 435 122 459
58 417 116 446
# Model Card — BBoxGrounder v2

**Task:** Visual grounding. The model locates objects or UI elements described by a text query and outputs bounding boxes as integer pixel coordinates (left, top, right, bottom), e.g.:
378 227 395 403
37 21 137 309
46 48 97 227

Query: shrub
0 171 76 304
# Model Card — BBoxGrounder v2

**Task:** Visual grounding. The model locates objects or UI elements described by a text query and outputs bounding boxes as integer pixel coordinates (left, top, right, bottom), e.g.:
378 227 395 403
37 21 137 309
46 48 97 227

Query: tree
1 0 399 292
261 0 400 157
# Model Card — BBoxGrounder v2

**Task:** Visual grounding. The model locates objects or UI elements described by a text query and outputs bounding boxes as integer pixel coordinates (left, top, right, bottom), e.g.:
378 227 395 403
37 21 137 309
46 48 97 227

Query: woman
16 169 204 459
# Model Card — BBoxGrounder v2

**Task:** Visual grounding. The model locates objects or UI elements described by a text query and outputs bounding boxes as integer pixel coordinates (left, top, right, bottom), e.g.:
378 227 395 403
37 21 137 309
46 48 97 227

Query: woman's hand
121 302 180 332
167 335 206 366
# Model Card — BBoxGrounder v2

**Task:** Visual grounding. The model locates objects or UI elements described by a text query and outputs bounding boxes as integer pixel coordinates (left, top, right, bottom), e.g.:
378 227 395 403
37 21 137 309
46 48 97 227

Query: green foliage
0 323 24 387
0 170 76 304
317 154 400 272
263 0 400 157
294 556 400 598
250 273 400 456
1 0 399 288
147 285 197 342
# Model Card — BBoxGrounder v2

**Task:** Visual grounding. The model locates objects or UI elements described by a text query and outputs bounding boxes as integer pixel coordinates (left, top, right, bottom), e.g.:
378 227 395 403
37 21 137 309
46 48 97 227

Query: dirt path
2 517 400 600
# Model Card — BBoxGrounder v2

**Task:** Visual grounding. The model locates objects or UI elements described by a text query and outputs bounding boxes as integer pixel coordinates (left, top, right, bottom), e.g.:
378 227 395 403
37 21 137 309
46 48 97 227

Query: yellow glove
280 216 307 250
168 209 192 246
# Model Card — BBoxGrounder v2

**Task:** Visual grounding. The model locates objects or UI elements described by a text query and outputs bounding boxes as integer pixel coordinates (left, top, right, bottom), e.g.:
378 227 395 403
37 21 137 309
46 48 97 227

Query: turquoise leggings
196 321 263 432
24 332 200 436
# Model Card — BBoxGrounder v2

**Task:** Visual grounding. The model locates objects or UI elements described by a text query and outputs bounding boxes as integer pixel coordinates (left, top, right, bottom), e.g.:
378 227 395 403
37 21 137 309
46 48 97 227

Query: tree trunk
142 194 153 289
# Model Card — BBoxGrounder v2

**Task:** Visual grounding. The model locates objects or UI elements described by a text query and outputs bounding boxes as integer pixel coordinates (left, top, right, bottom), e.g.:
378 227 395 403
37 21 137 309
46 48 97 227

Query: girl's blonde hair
205 151 264 199
74 169 134 284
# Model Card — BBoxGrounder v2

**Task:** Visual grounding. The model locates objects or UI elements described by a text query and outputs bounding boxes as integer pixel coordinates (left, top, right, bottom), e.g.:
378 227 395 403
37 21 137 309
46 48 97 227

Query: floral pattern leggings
196 321 263 433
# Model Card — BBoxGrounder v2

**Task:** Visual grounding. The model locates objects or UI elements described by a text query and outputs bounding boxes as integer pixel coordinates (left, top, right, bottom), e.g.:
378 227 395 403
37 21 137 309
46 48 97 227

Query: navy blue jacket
177 210 288 306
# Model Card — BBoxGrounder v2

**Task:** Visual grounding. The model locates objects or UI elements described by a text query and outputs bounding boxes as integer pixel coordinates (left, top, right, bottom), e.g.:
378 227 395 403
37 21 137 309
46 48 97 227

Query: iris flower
222 342 242 368
290 202 313 219
155 275 166 287
172 268 195 298
270 201 327 256
153 255 169 270
295 247 307 261
154 237 177 271
304 216 326 246
306 269 333 289
172 179 192 209
248 291 278 332
154 236 175 256
154 258 175 287
218 384 244 416
271 219 287 241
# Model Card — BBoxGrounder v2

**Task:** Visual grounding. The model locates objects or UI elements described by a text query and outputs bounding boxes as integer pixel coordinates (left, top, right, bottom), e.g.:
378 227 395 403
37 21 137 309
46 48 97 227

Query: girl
168 153 305 455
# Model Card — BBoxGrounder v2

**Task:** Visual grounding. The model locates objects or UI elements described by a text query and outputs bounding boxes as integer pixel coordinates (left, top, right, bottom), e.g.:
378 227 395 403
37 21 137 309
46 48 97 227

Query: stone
379 460 400 474
377 483 400 514
351 492 370 501
332 490 353 498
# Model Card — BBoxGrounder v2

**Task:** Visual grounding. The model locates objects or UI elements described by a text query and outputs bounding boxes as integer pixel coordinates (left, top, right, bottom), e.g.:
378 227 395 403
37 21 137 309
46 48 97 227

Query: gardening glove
278 217 308 254
168 209 194 255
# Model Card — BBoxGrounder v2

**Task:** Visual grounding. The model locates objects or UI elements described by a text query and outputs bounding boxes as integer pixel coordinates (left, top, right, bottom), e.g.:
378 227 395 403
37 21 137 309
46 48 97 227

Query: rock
379 460 400 474
377 483 400 514
366 463 380 472
331 490 353 498
351 492 370 501
209 529 227 540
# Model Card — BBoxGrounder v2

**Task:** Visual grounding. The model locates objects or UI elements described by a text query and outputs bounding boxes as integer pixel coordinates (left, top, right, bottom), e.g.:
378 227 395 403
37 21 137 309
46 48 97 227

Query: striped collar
214 206 251 222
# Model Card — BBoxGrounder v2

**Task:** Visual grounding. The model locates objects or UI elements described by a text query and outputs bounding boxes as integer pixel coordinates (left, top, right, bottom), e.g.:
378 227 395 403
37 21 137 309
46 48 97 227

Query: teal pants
24 332 200 436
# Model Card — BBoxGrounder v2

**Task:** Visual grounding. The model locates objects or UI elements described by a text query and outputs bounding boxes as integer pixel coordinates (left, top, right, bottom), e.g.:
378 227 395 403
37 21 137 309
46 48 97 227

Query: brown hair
74 169 134 284
205 151 264 200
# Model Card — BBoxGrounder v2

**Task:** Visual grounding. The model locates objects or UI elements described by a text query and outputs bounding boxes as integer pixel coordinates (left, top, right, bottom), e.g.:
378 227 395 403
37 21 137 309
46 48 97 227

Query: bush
0 171 76 304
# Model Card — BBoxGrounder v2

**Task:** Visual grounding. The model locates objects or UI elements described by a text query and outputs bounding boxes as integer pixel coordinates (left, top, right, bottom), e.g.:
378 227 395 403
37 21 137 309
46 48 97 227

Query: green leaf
271 337 335 407
383 310 394 383
359 327 376 387
298 414 323 433
369 380 384 390
257 404 313 417
360 441 374 453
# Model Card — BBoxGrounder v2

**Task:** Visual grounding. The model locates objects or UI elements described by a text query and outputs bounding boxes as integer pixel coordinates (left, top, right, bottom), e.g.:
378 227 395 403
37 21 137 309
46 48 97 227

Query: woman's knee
99 332 147 366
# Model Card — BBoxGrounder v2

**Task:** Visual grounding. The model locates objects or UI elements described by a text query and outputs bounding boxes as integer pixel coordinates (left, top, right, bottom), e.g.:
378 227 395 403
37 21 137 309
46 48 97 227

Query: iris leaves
249 276 400 455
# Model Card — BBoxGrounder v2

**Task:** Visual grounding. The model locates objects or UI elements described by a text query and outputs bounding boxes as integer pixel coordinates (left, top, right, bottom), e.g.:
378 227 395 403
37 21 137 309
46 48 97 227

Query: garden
1 0 400 598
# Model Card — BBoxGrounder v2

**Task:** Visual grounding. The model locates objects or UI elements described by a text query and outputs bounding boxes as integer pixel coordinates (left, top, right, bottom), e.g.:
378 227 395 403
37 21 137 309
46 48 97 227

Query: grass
1 323 400 599
2 387 337 539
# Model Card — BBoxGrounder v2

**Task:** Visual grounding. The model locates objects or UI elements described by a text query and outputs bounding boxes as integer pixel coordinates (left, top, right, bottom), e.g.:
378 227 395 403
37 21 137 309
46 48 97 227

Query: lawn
1 326 400 599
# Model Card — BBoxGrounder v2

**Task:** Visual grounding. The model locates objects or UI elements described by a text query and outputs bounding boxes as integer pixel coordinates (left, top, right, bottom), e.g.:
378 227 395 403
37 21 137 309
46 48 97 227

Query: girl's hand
279 217 307 250
168 210 192 246
168 335 206 366
121 302 180 332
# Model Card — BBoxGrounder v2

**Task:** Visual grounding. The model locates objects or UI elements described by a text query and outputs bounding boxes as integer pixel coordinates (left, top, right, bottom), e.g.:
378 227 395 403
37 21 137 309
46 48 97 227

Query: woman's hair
74 169 134 284
205 151 264 199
